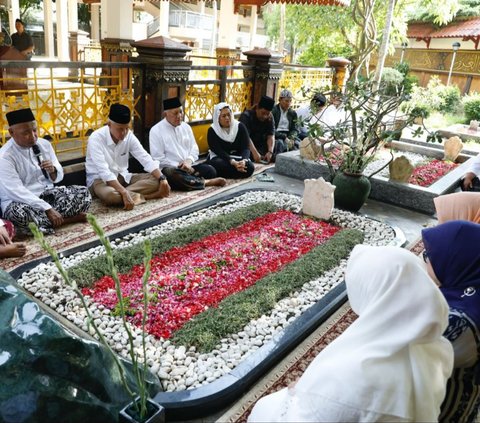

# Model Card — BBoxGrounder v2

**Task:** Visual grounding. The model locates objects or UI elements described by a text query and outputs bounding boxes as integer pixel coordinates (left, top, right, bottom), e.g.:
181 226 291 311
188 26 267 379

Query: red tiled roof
407 18 480 39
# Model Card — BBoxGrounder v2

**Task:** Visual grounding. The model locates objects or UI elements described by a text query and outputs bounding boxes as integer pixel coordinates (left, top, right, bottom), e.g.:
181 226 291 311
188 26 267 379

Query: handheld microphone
32 144 49 179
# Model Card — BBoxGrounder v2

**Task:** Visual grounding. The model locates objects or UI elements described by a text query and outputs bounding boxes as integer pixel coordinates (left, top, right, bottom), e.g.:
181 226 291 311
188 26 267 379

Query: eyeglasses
422 250 428 263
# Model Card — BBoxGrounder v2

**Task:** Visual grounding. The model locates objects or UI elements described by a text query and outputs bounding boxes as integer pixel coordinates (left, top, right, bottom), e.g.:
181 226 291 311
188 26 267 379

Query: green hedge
68 202 279 287
171 228 363 351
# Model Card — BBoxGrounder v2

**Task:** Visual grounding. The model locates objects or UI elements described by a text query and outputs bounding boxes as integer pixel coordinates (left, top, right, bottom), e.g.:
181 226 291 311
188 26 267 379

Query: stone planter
332 171 371 212
275 150 475 214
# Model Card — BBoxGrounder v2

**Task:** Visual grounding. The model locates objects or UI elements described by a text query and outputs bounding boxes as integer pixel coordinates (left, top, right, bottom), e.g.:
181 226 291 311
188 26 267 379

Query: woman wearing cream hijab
248 245 453 422
434 192 480 224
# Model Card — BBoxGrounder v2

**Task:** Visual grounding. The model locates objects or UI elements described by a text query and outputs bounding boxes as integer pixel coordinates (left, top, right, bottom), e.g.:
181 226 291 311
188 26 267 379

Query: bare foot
0 243 27 258
205 177 227 187
63 213 88 225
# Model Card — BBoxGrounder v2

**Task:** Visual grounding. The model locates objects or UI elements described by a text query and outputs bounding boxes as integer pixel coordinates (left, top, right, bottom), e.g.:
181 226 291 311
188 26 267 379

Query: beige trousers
90 174 159 206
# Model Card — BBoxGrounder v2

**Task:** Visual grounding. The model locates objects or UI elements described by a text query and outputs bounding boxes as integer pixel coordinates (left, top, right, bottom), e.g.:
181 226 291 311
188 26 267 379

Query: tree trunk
373 0 396 87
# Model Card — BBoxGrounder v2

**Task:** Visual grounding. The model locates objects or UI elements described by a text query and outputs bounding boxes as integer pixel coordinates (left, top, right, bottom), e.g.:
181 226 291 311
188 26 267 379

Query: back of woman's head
346 245 449 344
422 220 480 289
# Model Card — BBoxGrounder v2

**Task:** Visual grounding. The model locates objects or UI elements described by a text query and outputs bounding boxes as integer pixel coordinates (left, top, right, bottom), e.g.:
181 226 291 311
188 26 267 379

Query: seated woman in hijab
206 102 255 179
422 220 480 423
0 218 26 258
248 245 453 423
434 192 480 224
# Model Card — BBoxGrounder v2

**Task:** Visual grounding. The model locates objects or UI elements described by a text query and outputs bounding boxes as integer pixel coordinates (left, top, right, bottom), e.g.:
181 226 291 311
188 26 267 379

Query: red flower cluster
409 159 458 187
82 210 340 339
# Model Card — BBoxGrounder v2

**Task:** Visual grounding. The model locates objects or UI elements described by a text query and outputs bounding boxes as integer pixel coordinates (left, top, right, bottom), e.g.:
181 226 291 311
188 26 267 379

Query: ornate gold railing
0 61 143 161
185 65 254 122
279 65 333 108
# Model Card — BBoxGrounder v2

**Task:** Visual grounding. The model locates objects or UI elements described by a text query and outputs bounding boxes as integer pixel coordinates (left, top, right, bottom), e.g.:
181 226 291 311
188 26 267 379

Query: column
131 36 192 145
158 0 170 37
8 0 20 35
217 0 237 50
326 57 351 92
68 0 78 77
56 0 70 61
43 0 55 58
91 4 101 42
210 0 217 56
249 6 257 50
198 0 205 50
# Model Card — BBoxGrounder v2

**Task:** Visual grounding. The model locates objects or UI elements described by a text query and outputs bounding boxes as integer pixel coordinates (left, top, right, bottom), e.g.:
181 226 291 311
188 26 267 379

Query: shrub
380 67 405 96
394 62 418 95
426 76 461 113
463 93 480 122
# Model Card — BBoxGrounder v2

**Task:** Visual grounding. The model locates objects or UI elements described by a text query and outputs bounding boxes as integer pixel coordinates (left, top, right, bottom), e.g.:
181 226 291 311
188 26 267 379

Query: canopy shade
234 0 350 12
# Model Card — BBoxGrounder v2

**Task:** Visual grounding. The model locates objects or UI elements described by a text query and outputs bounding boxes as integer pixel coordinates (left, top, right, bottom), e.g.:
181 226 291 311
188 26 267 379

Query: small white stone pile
18 191 397 392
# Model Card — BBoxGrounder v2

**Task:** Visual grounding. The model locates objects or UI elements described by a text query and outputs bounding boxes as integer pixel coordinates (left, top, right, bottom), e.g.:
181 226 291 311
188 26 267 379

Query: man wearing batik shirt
86 103 171 210
0 108 91 235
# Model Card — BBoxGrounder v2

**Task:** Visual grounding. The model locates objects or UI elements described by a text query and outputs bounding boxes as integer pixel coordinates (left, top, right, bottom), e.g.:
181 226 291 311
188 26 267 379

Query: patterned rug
219 237 426 423
2 164 273 273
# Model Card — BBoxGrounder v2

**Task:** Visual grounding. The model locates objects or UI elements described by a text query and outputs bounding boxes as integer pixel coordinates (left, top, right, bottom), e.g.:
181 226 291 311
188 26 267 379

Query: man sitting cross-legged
86 103 171 210
149 97 226 191
0 108 91 235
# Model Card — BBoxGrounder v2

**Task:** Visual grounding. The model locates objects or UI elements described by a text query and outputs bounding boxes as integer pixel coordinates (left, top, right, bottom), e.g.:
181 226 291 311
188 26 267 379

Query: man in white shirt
461 153 480 191
86 103 170 210
296 92 327 140
149 97 226 191
0 108 91 235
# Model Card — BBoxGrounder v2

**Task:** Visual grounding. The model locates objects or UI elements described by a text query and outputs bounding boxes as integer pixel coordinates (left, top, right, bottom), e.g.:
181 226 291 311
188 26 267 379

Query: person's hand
462 172 476 190
0 226 11 246
121 191 135 211
46 208 64 227
178 161 194 174
230 159 247 173
286 138 294 150
40 160 56 177
264 151 274 163
251 150 261 163
159 179 171 198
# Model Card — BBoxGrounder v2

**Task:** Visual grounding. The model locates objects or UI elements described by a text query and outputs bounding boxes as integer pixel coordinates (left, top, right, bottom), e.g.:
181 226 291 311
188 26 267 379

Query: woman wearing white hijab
207 102 255 179
248 245 453 422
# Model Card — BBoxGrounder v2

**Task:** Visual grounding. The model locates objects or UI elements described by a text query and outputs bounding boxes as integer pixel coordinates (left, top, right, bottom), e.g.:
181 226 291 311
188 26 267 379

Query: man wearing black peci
0 108 91 235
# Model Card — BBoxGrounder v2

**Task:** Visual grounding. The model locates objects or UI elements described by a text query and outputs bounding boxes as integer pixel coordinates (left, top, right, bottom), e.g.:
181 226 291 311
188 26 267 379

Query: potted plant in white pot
303 77 440 212
30 216 165 423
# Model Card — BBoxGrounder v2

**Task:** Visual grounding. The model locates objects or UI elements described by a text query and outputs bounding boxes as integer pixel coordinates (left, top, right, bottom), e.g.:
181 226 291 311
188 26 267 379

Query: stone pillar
130 36 192 145
242 48 284 107
158 0 170 37
249 6 258 50
56 0 70 61
91 4 101 42
68 0 78 77
100 0 133 62
326 57 351 92
217 0 238 50
43 0 55 58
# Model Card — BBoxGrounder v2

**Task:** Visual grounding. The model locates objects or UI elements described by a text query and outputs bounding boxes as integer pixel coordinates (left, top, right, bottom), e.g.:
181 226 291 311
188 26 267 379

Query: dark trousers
207 157 255 179
162 163 217 191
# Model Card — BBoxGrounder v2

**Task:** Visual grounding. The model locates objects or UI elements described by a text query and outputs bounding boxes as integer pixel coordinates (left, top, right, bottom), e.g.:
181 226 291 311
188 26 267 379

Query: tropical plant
304 78 440 179
463 92 480 122
30 215 160 422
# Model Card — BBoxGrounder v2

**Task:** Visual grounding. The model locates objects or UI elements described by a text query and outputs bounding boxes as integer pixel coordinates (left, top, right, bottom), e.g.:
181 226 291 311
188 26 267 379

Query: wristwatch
159 174 167 181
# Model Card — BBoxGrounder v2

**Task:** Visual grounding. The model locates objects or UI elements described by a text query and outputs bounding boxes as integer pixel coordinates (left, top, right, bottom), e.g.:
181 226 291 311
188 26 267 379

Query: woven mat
2 164 273 273
218 238 426 423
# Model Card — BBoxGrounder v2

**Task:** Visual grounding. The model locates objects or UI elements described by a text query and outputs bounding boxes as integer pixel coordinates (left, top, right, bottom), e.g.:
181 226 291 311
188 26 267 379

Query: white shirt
467 152 480 176
277 109 290 132
0 137 63 213
149 119 199 169
85 125 159 187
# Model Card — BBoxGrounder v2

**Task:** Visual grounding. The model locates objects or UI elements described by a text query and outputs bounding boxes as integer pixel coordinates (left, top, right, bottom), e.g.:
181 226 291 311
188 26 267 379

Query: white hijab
250 245 453 422
211 102 239 143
